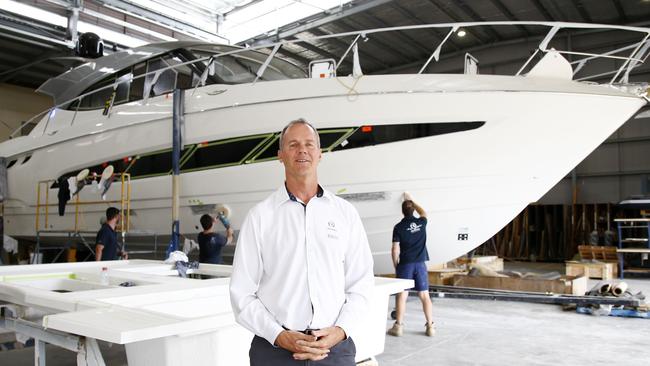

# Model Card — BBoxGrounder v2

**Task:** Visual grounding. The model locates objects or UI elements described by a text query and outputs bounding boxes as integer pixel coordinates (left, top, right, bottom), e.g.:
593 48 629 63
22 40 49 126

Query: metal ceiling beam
0 24 70 49
246 0 395 46
487 0 531 36
275 47 312 66
291 39 343 64
358 12 432 57
389 3 461 52
375 23 650 75
570 0 592 23
93 0 226 43
611 0 628 23
531 0 555 21
0 55 83 83
309 28 390 69
454 0 503 41
0 63 55 81
336 18 416 64
425 0 489 44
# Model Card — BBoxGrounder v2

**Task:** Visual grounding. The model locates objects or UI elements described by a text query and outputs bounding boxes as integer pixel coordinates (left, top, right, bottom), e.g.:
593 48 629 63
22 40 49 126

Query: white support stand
0 317 106 366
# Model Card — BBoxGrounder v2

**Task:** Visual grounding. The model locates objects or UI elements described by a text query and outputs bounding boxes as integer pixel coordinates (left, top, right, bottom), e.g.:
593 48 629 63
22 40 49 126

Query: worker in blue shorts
387 192 434 337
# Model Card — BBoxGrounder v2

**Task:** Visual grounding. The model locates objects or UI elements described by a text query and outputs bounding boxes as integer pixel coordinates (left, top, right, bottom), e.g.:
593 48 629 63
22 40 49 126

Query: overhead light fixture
457 29 467 38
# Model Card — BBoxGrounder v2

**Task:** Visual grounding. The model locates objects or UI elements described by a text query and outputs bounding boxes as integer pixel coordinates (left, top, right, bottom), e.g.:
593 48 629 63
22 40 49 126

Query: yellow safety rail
35 173 131 233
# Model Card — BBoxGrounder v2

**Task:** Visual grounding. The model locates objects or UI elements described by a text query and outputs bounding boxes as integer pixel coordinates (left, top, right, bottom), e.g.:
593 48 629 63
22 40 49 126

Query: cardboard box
452 274 587 295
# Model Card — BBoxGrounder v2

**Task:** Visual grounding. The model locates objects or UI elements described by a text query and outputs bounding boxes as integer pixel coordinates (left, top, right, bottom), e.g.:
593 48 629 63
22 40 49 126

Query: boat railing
35 173 131 233
10 21 650 139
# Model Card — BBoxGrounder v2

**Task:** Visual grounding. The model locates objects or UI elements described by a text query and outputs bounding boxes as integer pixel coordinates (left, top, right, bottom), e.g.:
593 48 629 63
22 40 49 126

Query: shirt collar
273 183 327 208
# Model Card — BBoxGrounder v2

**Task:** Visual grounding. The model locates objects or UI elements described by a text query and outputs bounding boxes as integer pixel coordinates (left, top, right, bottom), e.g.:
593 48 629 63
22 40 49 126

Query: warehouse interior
1 1 650 365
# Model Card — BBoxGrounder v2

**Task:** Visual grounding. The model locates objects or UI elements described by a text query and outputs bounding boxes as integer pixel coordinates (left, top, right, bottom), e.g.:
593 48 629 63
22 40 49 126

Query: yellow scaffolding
35 173 131 233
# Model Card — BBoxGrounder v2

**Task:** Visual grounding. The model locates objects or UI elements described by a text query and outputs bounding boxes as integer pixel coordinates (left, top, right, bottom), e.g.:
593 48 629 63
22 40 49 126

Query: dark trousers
249 335 356 366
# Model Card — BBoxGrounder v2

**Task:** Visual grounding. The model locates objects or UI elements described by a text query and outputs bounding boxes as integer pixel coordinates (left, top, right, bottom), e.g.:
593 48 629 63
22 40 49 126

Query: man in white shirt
230 119 374 365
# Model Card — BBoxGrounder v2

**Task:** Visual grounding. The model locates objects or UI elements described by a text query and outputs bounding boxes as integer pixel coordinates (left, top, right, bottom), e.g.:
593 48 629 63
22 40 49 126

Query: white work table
0 260 412 366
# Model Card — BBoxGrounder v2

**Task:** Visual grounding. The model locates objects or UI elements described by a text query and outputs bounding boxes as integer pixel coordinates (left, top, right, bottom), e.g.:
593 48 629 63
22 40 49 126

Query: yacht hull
1 75 645 274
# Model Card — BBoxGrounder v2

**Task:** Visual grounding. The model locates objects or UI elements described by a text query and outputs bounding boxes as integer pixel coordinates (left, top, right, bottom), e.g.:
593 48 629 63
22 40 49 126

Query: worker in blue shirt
95 207 127 261
387 192 434 337
197 214 233 264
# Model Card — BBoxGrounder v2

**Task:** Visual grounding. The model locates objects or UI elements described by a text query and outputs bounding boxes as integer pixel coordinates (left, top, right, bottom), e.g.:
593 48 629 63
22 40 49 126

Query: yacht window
73 69 132 110
146 57 177 97
319 130 351 151
128 150 173 178
114 73 131 104
250 135 280 162
77 76 115 110
127 146 193 179
22 155 32 164
173 62 195 90
129 62 146 101
182 136 267 172
6 159 17 168
332 122 486 151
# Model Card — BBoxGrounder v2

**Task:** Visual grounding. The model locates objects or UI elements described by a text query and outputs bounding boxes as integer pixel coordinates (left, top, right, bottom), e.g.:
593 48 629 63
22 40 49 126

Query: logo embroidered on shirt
327 221 337 231
407 222 422 234
327 221 339 239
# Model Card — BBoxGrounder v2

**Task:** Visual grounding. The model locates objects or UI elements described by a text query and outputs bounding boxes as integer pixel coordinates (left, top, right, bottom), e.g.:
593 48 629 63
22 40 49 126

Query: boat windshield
188 45 306 83
65 45 306 111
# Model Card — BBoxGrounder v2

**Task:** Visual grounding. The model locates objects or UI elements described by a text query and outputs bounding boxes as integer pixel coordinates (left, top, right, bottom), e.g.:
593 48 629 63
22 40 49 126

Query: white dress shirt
229 185 374 345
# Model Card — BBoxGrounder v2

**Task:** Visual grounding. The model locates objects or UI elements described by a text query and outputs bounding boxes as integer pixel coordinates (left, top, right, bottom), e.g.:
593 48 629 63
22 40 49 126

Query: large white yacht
0 22 648 274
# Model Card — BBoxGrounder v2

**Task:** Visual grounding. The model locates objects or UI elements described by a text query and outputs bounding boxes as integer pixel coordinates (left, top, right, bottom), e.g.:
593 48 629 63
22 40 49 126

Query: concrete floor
378 262 650 366
1 262 649 365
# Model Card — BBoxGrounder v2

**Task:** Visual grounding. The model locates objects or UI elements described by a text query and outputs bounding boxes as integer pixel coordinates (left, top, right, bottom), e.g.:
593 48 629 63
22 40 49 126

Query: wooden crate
452 274 587 295
577 245 619 277
428 269 467 285
456 256 504 272
578 245 618 262
565 261 615 280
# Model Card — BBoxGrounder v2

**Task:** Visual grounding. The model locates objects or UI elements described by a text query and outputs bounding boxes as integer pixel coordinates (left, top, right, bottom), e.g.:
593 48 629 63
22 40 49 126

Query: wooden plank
428 269 467 285
452 274 587 295
618 248 650 253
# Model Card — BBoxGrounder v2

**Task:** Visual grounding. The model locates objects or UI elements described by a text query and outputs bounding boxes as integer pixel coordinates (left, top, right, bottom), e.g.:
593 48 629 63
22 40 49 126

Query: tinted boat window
319 130 349 151
146 57 177 97
77 76 115 110
128 146 193 178
251 135 280 162
332 122 485 151
182 136 267 171
129 62 146 101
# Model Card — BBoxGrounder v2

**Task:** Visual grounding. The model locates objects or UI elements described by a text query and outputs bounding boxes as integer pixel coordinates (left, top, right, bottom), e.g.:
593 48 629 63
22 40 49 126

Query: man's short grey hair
278 118 321 150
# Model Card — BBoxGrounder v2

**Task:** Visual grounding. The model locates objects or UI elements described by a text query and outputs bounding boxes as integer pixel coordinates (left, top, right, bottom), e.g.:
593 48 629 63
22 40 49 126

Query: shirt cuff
334 319 352 340
262 322 285 348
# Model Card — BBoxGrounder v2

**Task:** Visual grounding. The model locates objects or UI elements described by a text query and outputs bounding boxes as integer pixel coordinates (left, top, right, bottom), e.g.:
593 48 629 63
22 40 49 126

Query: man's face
278 123 321 178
